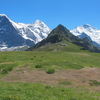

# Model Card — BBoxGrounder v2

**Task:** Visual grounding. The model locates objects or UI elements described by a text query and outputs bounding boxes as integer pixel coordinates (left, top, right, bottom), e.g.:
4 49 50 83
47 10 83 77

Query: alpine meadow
0 25 100 99
0 51 100 100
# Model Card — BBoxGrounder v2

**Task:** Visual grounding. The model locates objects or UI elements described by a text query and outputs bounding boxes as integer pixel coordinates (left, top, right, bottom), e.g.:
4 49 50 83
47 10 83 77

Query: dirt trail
0 67 100 90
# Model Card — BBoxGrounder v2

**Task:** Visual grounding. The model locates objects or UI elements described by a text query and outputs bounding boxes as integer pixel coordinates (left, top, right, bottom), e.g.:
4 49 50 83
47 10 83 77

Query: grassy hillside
29 41 84 52
0 51 100 70
0 51 100 99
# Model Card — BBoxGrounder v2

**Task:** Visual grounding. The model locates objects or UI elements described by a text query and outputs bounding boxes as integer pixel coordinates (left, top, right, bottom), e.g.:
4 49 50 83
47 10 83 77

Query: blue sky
0 0 100 30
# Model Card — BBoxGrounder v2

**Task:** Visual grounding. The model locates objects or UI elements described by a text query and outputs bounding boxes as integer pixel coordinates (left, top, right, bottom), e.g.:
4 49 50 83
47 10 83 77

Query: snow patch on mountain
10 19 51 44
70 24 100 47
0 14 51 51
27 20 51 39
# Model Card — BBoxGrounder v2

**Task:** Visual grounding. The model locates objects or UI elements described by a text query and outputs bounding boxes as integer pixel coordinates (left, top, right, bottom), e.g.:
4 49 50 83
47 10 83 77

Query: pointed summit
48 24 79 42
52 24 70 34
0 14 12 27
0 14 9 18
0 14 9 21
83 24 91 28
33 20 43 25
0 14 6 17
82 24 94 29
56 24 66 29
0 14 10 21
53 24 68 31
34 19 42 23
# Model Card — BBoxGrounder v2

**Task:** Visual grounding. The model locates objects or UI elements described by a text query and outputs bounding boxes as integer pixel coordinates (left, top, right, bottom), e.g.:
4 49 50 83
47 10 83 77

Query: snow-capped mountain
27 20 51 43
0 14 51 51
70 24 100 47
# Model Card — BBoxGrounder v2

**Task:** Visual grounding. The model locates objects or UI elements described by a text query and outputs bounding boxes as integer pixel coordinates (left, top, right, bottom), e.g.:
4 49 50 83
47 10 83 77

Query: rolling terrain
0 51 100 99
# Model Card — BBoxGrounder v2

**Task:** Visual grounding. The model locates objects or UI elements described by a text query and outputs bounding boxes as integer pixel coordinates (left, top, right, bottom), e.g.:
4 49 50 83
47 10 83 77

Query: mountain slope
27 24 100 53
0 14 29 50
0 14 51 51
70 24 100 47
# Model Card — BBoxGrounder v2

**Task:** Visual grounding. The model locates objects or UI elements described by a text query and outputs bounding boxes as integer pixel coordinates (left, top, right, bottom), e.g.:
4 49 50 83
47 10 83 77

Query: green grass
35 64 42 68
89 80 100 86
0 81 100 100
0 51 100 71
0 63 17 77
46 69 55 74
59 81 72 85
0 51 100 99
32 41 84 52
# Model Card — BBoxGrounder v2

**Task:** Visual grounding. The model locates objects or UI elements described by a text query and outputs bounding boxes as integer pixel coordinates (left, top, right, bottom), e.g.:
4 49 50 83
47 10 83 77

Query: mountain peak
70 24 100 47
48 24 69 37
0 14 11 23
35 19 42 23
31 19 47 28
34 20 44 25
57 24 67 28
57 24 64 27
83 24 91 28
56 24 70 32
0 14 9 19
0 14 6 17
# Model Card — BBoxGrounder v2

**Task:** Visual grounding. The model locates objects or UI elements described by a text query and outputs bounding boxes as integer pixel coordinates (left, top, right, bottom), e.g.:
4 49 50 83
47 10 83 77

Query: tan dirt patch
0 67 100 91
